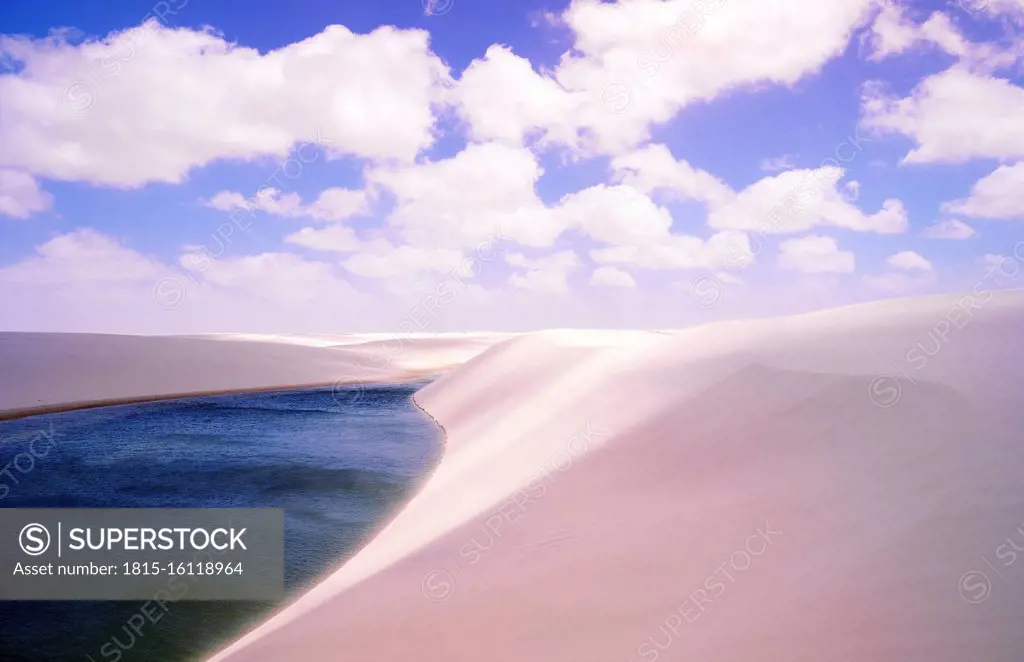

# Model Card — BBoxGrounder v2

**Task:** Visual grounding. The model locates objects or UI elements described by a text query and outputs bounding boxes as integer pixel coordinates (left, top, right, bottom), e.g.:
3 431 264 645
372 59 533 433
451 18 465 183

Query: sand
4 291 1024 660
201 289 1024 662
0 332 511 419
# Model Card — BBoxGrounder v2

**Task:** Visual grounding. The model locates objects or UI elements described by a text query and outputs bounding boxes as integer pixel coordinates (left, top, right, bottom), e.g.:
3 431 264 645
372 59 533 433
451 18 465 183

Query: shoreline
197 391 452 662
0 369 451 423
410 393 447 442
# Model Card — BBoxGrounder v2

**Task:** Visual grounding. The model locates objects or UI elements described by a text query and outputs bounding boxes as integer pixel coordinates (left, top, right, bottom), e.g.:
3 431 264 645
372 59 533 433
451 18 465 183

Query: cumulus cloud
980 253 1014 270
555 184 673 246
204 187 371 222
342 240 466 280
365 142 561 249
921 218 975 239
589 266 637 289
507 250 580 294
0 227 362 312
942 162 1024 219
591 231 753 271
0 21 452 187
975 0 1024 21
610 144 733 206
862 248 938 294
777 235 856 274
886 250 933 271
759 154 798 173
284 225 362 253
358 141 762 278
0 228 164 283
863 6 968 61
0 228 402 332
452 0 877 156
179 249 358 304
3 0 1012 328
861 68 1024 164
452 45 578 149
707 168 907 235
0 169 54 219
607 144 905 236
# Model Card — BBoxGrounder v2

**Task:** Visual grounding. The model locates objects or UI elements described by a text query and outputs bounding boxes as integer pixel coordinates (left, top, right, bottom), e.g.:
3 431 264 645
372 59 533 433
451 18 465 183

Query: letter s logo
19 523 50 556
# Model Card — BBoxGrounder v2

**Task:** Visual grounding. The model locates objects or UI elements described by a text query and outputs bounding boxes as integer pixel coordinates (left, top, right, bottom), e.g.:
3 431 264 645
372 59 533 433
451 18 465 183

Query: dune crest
205 289 1024 661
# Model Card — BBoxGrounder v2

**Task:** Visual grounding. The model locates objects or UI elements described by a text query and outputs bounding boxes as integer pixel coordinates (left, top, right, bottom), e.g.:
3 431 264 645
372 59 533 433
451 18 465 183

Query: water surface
0 383 441 661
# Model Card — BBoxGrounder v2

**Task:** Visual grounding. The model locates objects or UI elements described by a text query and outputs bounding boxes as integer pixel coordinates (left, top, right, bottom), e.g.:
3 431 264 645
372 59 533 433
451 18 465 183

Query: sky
0 0 1022 334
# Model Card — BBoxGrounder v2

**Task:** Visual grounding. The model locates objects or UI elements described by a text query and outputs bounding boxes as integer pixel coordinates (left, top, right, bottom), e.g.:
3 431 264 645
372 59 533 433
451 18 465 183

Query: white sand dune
0 332 509 417
183 331 517 349
204 289 1024 662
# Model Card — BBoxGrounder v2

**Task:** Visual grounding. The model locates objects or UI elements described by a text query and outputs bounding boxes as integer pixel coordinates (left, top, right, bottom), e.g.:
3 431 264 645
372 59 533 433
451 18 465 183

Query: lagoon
0 382 441 661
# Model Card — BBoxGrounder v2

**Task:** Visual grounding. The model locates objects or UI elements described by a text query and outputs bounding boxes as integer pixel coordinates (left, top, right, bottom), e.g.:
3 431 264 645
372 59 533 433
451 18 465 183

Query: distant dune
0 332 509 419
200 289 1024 662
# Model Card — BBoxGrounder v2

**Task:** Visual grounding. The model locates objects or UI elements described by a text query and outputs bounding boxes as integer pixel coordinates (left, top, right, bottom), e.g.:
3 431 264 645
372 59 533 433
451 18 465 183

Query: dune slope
207 289 1024 662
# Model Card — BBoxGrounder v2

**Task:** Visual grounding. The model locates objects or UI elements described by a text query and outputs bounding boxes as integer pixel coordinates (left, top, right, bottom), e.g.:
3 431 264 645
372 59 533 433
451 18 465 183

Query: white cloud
589 266 636 288
0 169 53 219
179 248 357 304
282 143 774 284
366 142 561 249
507 250 580 294
452 0 877 156
204 187 371 222
204 191 254 213
0 231 363 309
980 253 1010 270
246 188 364 220
777 235 855 273
864 3 1022 72
251 190 311 217
922 218 975 239
610 144 733 206
861 68 1024 164
886 250 932 271
707 167 907 235
0 21 452 187
341 240 465 280
297 188 372 222
609 145 904 236
609 146 905 236
0 229 357 308
864 6 968 61
284 225 362 253
591 231 753 271
0 228 164 283
978 0 1024 21
759 154 797 173
4 2 1013 329
942 162 1024 219
452 45 578 149
0 229 380 333
555 184 672 245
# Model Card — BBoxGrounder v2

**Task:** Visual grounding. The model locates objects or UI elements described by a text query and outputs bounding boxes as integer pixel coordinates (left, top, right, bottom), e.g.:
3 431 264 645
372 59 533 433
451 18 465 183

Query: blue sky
0 0 1022 333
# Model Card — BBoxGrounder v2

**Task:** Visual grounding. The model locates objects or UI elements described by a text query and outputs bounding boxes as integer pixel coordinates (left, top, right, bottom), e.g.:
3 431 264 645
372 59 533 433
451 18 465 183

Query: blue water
0 383 442 661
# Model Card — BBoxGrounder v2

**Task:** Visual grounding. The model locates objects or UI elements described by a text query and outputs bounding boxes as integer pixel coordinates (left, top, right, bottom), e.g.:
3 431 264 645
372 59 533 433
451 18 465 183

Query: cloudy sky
1 0 1022 333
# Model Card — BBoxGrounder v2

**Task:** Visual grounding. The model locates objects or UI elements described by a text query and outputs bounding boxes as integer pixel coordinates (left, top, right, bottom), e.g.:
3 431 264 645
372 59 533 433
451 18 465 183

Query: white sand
0 332 509 416
201 289 1024 662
